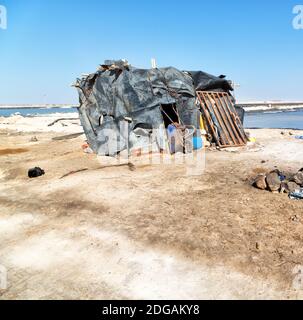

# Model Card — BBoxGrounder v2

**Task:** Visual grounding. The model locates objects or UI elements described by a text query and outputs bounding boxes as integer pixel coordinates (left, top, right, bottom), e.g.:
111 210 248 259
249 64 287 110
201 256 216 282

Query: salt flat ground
0 115 303 299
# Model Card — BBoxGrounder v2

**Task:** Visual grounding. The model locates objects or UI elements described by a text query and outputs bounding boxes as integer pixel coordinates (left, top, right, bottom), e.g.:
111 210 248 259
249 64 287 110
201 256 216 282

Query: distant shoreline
0 105 78 109
1 104 303 116
1 103 303 113
243 106 303 113
237 102 303 113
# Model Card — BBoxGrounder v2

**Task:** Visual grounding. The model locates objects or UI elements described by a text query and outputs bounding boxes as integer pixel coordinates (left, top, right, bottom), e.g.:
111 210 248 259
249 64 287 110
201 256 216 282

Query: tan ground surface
0 116 303 299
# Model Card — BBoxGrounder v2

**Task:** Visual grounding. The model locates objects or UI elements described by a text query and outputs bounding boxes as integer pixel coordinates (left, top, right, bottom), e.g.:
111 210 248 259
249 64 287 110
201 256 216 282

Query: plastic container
167 124 183 154
193 136 203 150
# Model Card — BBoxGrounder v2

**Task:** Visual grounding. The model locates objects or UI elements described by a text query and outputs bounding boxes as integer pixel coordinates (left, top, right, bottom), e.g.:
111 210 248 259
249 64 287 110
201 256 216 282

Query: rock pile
253 168 303 194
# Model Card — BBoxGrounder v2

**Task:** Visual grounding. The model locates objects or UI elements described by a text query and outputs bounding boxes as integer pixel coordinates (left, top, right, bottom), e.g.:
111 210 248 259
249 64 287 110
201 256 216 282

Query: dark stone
293 171 303 186
266 171 281 192
280 182 288 194
253 175 267 190
30 136 38 142
287 181 301 193
28 167 45 178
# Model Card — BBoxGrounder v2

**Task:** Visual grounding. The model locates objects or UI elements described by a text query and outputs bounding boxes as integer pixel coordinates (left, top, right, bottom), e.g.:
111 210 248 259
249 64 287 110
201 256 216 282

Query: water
1 106 303 130
0 107 77 117
245 109 303 130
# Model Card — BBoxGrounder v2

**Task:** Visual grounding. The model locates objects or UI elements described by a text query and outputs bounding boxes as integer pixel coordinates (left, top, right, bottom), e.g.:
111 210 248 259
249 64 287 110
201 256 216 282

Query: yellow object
249 137 257 143
199 115 205 131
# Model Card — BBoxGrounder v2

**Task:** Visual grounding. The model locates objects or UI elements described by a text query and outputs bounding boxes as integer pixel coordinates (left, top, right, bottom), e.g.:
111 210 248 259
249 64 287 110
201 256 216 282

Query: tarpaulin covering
189 71 234 92
75 60 235 156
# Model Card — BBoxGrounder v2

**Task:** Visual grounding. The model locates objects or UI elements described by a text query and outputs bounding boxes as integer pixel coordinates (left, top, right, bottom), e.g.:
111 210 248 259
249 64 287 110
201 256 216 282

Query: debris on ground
253 168 303 198
48 118 79 127
30 136 38 142
60 162 136 179
82 143 94 154
248 137 257 143
289 189 303 200
28 167 45 178
52 132 84 141
60 168 89 179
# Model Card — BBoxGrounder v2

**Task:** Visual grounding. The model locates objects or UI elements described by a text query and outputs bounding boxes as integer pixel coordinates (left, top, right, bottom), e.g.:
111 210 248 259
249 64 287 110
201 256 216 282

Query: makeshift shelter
75 60 246 156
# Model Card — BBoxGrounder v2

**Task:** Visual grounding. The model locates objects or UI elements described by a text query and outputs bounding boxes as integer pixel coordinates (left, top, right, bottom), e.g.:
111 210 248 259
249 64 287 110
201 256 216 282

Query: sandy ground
0 115 303 300
0 113 80 133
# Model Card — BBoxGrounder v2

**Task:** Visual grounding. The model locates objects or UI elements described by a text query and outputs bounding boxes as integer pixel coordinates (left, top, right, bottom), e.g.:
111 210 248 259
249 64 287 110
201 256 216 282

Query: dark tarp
75 60 239 155
188 71 234 92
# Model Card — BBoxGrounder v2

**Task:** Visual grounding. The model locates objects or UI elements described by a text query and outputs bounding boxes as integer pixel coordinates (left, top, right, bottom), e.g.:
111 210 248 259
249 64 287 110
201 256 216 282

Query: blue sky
0 0 302 104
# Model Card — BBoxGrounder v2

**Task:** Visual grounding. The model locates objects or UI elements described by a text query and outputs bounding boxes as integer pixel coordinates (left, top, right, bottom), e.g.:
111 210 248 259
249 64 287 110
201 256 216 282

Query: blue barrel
192 137 203 150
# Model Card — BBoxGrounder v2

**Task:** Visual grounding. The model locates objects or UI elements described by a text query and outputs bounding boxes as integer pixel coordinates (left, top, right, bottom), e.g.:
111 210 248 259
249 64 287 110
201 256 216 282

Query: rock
30 136 38 142
281 181 300 193
253 175 267 190
293 171 303 186
280 182 288 193
28 167 45 178
266 171 281 192
290 215 299 223
287 181 301 193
